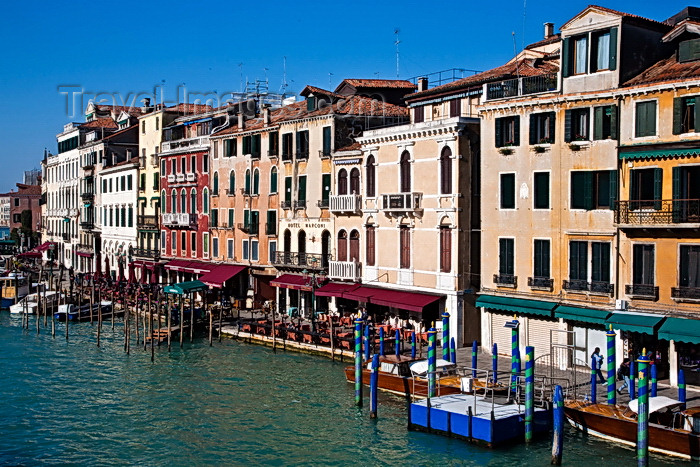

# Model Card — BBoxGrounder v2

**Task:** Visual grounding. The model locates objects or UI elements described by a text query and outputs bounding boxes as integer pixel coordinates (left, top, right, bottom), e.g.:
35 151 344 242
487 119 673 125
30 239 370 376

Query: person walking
591 347 606 384
617 358 631 395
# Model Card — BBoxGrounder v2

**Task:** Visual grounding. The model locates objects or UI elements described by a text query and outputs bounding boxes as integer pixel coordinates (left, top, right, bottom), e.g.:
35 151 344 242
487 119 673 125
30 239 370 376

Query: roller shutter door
491 313 513 357
527 317 558 359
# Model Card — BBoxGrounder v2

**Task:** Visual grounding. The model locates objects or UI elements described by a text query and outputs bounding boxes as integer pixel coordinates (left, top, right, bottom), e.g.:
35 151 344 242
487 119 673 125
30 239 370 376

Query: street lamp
302 261 326 334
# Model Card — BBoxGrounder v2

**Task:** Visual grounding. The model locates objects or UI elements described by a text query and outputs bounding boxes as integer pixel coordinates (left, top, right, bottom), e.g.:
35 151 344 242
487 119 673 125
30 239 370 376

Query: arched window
161 190 166 213
245 169 251 194
171 189 177 213
321 230 330 268
337 230 348 262
350 168 360 195
253 168 260 195
270 167 278 193
366 155 376 198
440 146 452 194
229 170 235 194
366 224 375 266
181 189 187 213
400 150 411 193
349 229 360 261
190 188 197 213
298 230 307 265
338 169 348 195
213 171 219 195
202 187 209 214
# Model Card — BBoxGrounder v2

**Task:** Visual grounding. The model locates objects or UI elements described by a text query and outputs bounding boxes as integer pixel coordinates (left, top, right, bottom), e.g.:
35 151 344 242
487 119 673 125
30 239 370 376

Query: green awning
475 294 557 317
619 148 700 160
555 305 611 325
164 280 208 295
605 312 665 334
658 317 700 344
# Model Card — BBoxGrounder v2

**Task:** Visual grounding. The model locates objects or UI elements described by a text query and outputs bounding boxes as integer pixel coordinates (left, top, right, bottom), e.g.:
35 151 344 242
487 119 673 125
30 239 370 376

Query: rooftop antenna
280 56 288 95
238 63 244 93
513 32 521 79
522 0 527 52
394 28 401 78
329 72 334 89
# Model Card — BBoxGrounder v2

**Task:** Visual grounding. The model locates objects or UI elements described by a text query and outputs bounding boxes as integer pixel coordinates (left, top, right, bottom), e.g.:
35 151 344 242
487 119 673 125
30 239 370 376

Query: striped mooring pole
411 331 416 359
370 353 379 419
524 346 535 443
637 350 650 466
471 340 478 378
551 384 564 465
492 343 498 384
511 347 521 393
442 312 450 361
427 327 437 398
651 363 657 397
679 369 687 409
364 323 371 362
395 328 401 357
379 327 385 356
354 319 363 407
590 355 597 404
450 337 456 364
606 326 616 405
630 359 636 400
511 318 520 392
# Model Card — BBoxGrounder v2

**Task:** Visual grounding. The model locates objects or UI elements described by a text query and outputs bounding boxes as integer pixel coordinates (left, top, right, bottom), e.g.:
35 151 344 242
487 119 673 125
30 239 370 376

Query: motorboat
54 301 113 321
9 290 61 315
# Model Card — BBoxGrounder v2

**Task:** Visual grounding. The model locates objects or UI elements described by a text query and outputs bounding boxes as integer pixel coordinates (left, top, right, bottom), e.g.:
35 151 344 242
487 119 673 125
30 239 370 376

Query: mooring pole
471 340 478 378
411 331 416 359
441 311 450 361
525 345 535 443
450 337 456 364
179 295 184 348
428 327 437 398
607 326 616 405
630 359 636 400
354 319 363 407
650 363 657 397
364 323 371 361
679 369 686 409
379 327 384 356
370 353 379 419
395 328 401 358
551 384 564 465
590 355 597 404
637 350 650 467
492 343 498 384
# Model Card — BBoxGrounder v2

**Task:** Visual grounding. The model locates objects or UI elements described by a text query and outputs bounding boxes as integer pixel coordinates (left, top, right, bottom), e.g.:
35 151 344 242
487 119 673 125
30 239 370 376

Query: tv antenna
238 63 244 92
280 56 288 95
394 28 401 78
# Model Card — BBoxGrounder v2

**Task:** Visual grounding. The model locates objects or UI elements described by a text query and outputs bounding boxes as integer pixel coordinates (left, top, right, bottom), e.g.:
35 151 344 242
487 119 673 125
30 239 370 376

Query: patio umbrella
117 260 125 283
141 264 148 284
150 266 158 285
104 256 111 279
128 262 136 283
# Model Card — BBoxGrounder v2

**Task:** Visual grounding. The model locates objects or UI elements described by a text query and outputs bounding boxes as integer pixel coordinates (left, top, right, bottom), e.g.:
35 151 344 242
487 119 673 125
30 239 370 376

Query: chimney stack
141 97 152 113
238 112 244 130
417 77 428 92
262 104 271 125
544 22 554 38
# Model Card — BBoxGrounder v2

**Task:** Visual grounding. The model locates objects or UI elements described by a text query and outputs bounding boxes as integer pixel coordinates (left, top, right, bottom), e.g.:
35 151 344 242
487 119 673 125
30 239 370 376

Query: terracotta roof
335 79 416 91
661 19 700 42
334 141 361 152
300 85 343 98
406 56 559 102
94 104 143 117
80 118 118 130
103 156 140 170
14 184 41 195
524 33 562 50
624 53 700 86
166 103 214 114
561 5 670 30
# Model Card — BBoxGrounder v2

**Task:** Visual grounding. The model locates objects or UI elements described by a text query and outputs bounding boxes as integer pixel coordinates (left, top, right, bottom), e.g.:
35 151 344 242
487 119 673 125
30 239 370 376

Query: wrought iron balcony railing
272 251 331 270
494 273 517 287
294 200 307 210
625 284 659 300
137 215 158 230
671 286 700 300
615 199 700 226
281 200 292 209
528 276 553 290
132 247 160 260
237 222 259 235
485 72 558 101
563 279 614 295
79 221 94 231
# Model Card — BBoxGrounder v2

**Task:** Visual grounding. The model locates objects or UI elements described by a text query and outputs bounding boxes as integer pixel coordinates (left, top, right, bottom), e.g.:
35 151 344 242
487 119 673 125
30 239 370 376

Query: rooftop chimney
544 22 554 38
238 112 244 130
417 77 428 92
262 104 271 125
141 97 153 114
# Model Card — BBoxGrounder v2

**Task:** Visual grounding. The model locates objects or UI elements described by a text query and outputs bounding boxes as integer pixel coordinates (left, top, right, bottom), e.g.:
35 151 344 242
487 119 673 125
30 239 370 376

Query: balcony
176 173 185 183
281 152 293 163
80 221 94 231
615 199 700 227
294 200 307 210
330 194 361 214
132 247 160 260
162 213 197 229
296 150 309 160
216 222 233 230
380 192 422 216
671 286 700 301
161 136 209 153
484 72 558 101
137 215 158 230
625 284 659 300
493 274 517 287
268 150 278 159
272 251 330 271
237 222 259 235
80 192 94 201
225 189 235 196
319 150 331 159
281 200 292 210
186 173 196 182
76 243 94 255
528 276 553 291
240 187 250 196
317 199 329 209
62 233 72 242
563 279 614 295
167 174 176 183
329 260 360 282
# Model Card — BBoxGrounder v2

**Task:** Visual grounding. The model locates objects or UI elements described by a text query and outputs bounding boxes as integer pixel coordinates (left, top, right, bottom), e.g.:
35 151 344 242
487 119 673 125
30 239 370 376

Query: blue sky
0 0 690 192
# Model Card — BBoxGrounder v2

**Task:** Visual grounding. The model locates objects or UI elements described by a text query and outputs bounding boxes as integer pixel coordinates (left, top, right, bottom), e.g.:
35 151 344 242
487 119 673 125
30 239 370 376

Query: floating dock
409 393 551 446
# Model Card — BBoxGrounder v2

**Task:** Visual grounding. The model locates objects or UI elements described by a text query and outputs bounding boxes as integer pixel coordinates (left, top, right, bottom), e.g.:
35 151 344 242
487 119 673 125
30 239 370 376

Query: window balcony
281 200 292 210
237 222 259 235
330 194 361 214
319 150 331 160
615 199 700 227
62 233 72 242
268 150 278 160
329 260 360 282
132 247 160 260
76 243 94 255
137 215 158 230
272 251 330 271
317 199 329 209
563 280 614 295
186 173 196 182
484 72 558 101
494 273 517 287
528 276 553 291
625 284 659 300
295 150 309 160
176 173 185 183
294 200 307 210
79 221 94 231
671 286 700 301
162 213 197 229
265 222 277 236
80 192 94 201
167 174 176 183
381 192 422 216
240 187 250 196
161 136 209 153
225 189 235 196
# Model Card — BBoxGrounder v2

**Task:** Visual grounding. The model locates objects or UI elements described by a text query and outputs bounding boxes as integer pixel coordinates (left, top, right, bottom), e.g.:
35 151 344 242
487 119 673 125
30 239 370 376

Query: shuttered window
338 169 348 195
500 173 515 209
284 177 292 205
534 172 550 209
440 226 451 273
571 170 617 210
242 136 251 155
228 208 234 228
296 130 309 158
322 174 331 204
593 105 618 140
366 155 376 197
630 168 661 210
251 134 261 158
281 133 293 160
270 168 277 194
224 139 236 157
591 242 611 283
322 126 332 156
349 230 360 262
633 244 655 286
533 239 550 278
635 101 657 137
680 245 700 288
337 230 348 262
569 241 588 281
440 147 452 194
268 131 279 157
673 96 700 134
298 175 306 202
449 99 460 118
350 168 360 195
400 227 411 269
565 108 590 142
366 226 375 266
252 169 259 195
266 210 276 235
529 112 555 144
495 116 520 147
400 151 411 193
213 172 219 195
414 106 424 123
498 238 514 275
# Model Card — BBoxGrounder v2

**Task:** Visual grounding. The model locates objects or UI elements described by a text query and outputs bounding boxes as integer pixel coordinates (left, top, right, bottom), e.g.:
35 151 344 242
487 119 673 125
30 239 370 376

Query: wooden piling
218 306 222 343
149 290 154 362
167 293 172 351
64 288 69 341
179 295 184 348
189 292 194 343
157 291 162 347
89 277 94 324
111 289 115 330
209 307 213 347
97 284 102 348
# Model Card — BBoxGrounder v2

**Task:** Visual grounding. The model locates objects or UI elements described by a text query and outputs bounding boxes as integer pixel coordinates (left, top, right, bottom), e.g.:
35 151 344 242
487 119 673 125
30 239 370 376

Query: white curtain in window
597 33 610 70
575 37 587 74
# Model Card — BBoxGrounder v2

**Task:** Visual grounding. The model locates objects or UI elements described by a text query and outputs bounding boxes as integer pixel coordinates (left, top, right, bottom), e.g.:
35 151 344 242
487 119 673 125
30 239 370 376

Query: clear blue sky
0 0 690 192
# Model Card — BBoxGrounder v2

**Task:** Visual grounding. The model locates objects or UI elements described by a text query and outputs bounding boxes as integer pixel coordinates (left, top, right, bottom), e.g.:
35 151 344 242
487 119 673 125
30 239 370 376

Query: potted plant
498 141 515 155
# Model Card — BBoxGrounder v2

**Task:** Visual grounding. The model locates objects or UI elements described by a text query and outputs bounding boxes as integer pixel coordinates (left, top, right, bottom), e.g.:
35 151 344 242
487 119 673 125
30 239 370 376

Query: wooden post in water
329 313 335 362
51 289 56 338
590 355 597 404
65 289 69 341
97 284 102 348
89 277 94 324
134 291 140 346
179 295 184 348
149 290 154 362
189 292 194 343
111 289 115 330
43 274 48 327
167 293 172 351
551 384 564 465
157 290 162 347
354 319 363 407
209 307 213 347
218 305 222 343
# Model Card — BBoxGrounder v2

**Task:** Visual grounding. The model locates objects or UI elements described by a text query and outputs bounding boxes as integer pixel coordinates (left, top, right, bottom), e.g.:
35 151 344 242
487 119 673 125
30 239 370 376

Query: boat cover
409 359 456 376
628 396 683 414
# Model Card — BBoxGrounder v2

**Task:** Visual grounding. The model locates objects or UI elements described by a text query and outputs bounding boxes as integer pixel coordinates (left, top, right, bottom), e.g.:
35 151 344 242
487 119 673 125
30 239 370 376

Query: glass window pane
597 33 610 70
575 37 587 74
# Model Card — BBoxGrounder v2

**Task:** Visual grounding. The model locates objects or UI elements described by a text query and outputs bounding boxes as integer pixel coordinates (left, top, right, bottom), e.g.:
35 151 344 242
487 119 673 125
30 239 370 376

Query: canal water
0 313 686 466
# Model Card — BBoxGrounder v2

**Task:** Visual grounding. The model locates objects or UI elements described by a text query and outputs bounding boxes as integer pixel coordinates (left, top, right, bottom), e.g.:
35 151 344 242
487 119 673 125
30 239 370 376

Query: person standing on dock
617 358 631 395
591 347 605 384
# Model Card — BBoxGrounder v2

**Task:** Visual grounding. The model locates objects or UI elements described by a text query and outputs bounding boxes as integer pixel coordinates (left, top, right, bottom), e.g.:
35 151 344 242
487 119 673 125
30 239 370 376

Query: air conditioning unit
615 299 628 311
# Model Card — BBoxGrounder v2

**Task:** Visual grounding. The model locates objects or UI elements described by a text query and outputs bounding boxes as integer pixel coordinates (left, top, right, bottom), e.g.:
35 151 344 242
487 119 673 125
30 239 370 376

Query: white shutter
491 313 512 356
526 317 558 359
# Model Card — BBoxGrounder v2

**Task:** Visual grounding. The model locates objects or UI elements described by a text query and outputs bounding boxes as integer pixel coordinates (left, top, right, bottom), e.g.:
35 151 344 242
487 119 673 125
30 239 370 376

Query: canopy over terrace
198 265 246 288
318 282 443 314
163 280 208 295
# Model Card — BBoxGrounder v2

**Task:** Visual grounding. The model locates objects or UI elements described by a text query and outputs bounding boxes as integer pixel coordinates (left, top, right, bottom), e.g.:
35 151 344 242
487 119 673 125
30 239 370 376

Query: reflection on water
0 313 685 466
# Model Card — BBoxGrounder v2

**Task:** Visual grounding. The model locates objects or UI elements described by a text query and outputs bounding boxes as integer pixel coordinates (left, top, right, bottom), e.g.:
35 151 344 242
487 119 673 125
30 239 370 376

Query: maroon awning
17 251 41 258
164 259 212 274
343 286 379 303
270 274 314 291
76 251 93 258
35 241 55 252
367 288 441 313
315 282 361 298
199 265 246 288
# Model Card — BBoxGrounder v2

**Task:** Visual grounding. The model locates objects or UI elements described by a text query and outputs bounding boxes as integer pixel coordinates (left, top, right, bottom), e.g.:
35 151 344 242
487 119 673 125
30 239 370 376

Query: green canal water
0 313 687 466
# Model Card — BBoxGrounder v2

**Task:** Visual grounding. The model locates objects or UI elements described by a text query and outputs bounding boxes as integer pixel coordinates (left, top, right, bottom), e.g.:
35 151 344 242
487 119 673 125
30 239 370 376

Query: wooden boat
54 301 113 321
0 273 30 308
9 290 61 315
564 396 700 460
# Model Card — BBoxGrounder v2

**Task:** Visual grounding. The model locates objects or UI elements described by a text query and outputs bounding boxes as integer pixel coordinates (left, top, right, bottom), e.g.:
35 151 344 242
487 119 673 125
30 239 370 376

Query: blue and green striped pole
630 359 636 400
524 345 535 443
411 331 416 359
364 324 371 362
395 328 401 357
442 312 450 361
450 337 456 364
590 355 597 404
379 327 385 356
370 353 379 419
511 318 520 392
471 340 478 377
492 343 498 384
607 326 616 405
679 369 686 410
637 350 650 466
427 327 437 398
650 363 657 397
511 347 521 393
354 319 363 407
551 384 564 465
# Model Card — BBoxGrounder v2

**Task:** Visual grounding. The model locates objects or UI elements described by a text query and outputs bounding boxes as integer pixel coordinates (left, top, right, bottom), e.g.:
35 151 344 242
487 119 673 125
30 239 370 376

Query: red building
8 183 42 249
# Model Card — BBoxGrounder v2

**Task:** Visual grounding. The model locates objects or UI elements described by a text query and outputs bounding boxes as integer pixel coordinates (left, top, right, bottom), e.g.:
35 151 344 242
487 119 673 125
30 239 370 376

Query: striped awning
619 148 700 160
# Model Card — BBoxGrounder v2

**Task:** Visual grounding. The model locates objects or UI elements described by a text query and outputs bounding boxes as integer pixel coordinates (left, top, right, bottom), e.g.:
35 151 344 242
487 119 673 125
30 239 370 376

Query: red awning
368 288 442 313
315 282 361 298
17 251 41 258
343 286 379 303
76 251 93 258
35 242 55 252
199 265 246 288
270 274 313 291
164 259 213 274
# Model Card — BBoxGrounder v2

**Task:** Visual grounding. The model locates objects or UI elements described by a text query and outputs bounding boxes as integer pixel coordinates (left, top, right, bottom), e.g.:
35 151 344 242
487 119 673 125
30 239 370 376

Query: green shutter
228 208 234 227
592 243 601 281
673 97 683 135
630 171 639 209
593 107 603 140
322 174 331 202
501 174 515 209
636 103 645 137
608 27 618 71
529 114 537 145
267 210 276 235
224 139 230 157
610 105 618 139
252 135 260 157
609 170 618 211
653 168 663 210
495 119 503 147
244 209 250 228
298 176 306 202
307 97 315 111
296 132 301 156
153 173 159 190
513 116 520 146
695 97 700 132
270 169 277 193
548 112 556 143
562 37 571 78
245 171 251 192
534 240 542 277
583 171 594 210
213 173 218 194
571 172 585 209
253 170 259 194
243 136 251 155
564 110 573 142
579 243 588 281
569 242 577 280
647 102 657 136
285 177 292 204
323 126 331 155
673 166 681 222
